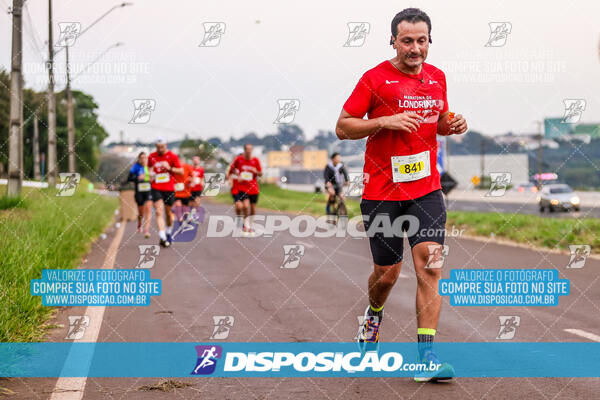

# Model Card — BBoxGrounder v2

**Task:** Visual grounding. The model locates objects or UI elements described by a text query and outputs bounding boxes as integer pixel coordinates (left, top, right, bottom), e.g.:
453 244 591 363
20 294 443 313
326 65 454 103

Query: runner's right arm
127 164 140 183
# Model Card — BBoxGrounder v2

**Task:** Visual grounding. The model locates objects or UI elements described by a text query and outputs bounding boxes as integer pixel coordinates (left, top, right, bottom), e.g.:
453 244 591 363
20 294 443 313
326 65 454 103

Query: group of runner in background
127 138 205 247
128 140 265 243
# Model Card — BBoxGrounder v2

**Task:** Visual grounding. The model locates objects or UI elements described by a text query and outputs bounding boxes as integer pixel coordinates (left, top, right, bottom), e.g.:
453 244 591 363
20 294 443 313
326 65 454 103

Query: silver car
538 184 580 212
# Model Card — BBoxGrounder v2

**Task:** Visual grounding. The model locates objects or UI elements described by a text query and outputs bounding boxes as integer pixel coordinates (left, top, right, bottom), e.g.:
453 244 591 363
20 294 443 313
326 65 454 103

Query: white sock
159 230 167 241
166 226 172 235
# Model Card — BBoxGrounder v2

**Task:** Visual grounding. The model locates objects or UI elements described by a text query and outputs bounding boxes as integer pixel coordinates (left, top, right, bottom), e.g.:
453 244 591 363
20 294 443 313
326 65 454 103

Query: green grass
446 210 600 253
212 184 600 252
0 195 28 210
0 181 118 342
214 183 362 218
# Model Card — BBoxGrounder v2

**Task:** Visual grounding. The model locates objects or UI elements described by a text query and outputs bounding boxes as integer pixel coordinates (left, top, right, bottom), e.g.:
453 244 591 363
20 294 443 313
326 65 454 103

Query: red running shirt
231 155 262 195
174 163 193 199
343 61 448 201
147 150 181 192
190 165 205 192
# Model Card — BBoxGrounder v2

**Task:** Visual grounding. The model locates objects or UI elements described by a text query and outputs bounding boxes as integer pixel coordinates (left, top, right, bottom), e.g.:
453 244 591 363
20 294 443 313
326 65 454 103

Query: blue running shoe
356 305 383 353
166 233 173 245
414 349 455 382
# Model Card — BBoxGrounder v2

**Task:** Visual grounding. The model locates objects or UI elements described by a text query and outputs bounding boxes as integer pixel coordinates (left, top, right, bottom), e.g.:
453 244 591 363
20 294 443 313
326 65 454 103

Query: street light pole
66 44 75 172
8 0 23 197
47 0 57 186
58 2 132 174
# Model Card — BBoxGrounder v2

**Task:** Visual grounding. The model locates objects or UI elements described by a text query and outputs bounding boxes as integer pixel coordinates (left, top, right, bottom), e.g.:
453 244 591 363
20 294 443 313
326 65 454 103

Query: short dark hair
390 8 432 45
244 143 252 150
138 151 146 157
331 152 340 159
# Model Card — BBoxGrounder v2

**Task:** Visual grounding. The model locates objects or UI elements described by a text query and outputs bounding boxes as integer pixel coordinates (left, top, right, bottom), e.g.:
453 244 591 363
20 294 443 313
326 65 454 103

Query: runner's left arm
169 156 184 175
255 160 263 177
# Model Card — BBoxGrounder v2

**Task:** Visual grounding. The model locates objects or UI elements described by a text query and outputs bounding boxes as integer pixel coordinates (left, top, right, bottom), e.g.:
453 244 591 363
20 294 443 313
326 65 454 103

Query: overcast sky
1 0 599 143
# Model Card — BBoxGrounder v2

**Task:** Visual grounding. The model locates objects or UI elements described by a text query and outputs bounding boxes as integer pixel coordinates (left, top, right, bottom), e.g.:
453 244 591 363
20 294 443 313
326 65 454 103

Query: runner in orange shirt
174 159 194 207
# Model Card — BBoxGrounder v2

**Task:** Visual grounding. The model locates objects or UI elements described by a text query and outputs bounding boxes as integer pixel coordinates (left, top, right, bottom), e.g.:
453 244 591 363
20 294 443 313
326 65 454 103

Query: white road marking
50 222 126 400
564 329 600 342
296 240 315 249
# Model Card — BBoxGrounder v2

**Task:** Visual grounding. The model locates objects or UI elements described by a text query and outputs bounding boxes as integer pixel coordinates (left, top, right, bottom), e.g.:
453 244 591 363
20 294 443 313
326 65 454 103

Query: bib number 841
395 161 424 174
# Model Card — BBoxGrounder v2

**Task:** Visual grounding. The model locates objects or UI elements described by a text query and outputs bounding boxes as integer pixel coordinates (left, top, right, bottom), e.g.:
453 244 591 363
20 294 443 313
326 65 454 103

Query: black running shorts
134 191 152 207
360 189 446 266
238 191 259 204
151 189 176 207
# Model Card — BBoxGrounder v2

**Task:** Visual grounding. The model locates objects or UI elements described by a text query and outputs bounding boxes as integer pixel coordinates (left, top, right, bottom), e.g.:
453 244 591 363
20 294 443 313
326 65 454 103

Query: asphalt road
5 202 600 399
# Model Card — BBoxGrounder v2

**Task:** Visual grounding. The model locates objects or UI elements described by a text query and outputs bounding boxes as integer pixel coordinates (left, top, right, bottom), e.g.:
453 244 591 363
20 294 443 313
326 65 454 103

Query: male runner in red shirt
336 8 468 382
148 138 183 247
190 156 205 207
227 156 244 229
230 144 262 233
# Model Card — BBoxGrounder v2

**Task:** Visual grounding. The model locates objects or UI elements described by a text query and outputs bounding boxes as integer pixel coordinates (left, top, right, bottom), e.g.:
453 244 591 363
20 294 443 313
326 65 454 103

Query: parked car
537 184 580 212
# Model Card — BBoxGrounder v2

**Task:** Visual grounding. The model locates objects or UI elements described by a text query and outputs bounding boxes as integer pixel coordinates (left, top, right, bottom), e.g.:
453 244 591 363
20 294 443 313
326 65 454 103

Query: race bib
155 173 170 184
174 182 185 192
391 150 431 183
240 171 253 181
137 182 151 192
192 177 201 186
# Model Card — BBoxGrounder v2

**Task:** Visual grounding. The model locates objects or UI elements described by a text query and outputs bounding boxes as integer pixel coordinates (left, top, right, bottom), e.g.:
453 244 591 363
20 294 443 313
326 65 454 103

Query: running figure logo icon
425 244 449 269
486 172 512 197
209 316 234 340
566 245 590 269
56 173 80 196
171 206 205 242
345 173 369 197
343 22 370 47
202 173 225 197
136 245 160 269
281 244 305 269
497 315 520 340
129 99 156 124
485 22 512 47
274 99 300 124
55 22 81 47
199 22 226 47
561 99 586 124
191 345 222 375
65 315 90 340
